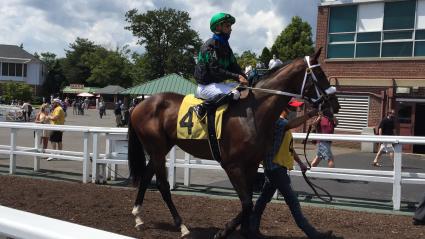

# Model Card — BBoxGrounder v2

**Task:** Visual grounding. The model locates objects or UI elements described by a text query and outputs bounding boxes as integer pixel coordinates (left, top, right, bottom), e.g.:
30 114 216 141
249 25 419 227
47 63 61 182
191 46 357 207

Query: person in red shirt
311 109 338 168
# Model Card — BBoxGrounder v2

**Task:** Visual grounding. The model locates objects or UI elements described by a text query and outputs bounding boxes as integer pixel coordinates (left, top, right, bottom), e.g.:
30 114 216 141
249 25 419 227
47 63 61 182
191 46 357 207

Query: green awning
120 73 196 95
62 86 100 94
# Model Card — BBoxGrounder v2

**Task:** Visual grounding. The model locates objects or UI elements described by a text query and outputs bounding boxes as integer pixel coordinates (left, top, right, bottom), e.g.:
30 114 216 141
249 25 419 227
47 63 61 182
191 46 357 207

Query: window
1 63 7 76
23 64 27 77
16 64 22 77
8 63 16 76
327 1 424 59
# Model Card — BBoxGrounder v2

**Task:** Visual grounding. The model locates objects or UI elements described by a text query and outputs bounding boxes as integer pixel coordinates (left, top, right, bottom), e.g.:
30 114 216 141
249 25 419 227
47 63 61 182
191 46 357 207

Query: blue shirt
263 118 288 171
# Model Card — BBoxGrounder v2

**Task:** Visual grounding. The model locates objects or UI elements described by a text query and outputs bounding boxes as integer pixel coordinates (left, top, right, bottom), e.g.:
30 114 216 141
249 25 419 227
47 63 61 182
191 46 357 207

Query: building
0 44 46 95
317 0 425 152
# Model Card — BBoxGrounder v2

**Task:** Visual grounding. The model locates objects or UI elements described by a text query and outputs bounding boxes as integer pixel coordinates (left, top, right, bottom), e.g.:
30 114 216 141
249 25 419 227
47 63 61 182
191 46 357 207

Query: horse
127 48 340 239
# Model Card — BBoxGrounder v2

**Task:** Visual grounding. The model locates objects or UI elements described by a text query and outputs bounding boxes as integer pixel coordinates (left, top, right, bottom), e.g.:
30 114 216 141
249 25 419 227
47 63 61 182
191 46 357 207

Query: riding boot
193 93 234 119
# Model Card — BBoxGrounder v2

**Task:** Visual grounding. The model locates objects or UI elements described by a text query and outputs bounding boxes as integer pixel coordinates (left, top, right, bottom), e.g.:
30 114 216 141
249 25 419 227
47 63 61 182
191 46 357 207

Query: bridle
240 56 336 109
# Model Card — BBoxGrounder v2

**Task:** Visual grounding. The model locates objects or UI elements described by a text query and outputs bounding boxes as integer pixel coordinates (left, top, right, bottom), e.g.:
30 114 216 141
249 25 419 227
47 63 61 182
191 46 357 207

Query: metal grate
334 95 369 132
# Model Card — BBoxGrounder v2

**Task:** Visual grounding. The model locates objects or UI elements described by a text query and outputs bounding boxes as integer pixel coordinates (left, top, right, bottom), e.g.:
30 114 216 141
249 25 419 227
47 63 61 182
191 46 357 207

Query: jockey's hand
238 75 248 85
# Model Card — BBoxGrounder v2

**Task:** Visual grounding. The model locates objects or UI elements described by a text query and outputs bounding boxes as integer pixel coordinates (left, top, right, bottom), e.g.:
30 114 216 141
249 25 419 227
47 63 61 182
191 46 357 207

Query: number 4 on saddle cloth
177 94 228 139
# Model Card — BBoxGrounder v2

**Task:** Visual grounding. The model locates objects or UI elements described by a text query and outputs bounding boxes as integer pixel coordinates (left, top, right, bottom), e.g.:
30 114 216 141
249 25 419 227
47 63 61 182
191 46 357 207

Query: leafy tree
83 46 134 87
236 50 257 69
259 47 272 68
271 16 314 62
62 38 98 84
125 8 202 80
2 82 33 102
40 52 66 96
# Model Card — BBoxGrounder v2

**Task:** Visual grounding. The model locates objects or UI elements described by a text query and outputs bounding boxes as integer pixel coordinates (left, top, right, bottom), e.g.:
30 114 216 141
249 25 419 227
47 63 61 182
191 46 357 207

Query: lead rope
302 123 333 203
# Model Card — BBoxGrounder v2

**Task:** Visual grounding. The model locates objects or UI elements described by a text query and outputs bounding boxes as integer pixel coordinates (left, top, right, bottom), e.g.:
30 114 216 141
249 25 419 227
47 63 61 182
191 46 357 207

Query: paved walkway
0 109 424 214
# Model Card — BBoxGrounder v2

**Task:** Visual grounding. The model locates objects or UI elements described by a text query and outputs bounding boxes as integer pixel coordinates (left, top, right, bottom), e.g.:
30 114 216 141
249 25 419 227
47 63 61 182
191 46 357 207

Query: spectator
84 97 89 110
72 100 77 115
250 101 332 238
311 109 338 168
414 192 425 225
21 101 32 122
99 99 106 118
372 109 396 167
114 101 122 127
34 103 50 152
46 98 65 161
268 54 283 70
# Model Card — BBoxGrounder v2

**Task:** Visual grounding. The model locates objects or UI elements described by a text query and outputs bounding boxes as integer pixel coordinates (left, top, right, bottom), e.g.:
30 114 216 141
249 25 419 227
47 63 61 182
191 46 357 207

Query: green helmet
210 13 235 32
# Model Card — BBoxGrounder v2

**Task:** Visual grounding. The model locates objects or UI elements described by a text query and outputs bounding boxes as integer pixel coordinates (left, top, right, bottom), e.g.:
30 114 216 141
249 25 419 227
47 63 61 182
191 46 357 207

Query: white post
82 132 90 183
184 152 191 187
9 128 17 174
91 133 99 184
34 130 41 171
168 146 176 190
392 143 402 210
105 134 112 180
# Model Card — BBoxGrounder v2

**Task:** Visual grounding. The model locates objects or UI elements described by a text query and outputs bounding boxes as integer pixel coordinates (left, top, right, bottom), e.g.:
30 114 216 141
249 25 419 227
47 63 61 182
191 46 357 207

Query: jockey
193 12 248 118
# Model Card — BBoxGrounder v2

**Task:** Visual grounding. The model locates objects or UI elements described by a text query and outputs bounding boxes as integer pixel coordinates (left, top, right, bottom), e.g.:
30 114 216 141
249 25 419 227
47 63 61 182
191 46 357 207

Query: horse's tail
128 115 146 186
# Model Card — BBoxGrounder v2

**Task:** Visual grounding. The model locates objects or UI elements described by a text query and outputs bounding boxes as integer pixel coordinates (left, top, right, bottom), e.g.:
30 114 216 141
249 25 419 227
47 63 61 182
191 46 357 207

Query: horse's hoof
134 217 144 231
180 224 190 238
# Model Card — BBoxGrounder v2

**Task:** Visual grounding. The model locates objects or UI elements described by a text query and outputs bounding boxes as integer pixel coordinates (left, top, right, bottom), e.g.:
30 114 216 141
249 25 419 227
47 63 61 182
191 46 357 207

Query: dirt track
0 175 423 239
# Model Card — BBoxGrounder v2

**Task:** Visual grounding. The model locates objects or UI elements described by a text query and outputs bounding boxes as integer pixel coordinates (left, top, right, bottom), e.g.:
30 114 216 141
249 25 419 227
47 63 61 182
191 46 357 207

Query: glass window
382 42 413 57
384 30 413 40
416 30 425 40
16 64 22 77
329 33 355 43
357 32 381 42
415 41 425 56
356 43 381 57
8 63 16 76
1 63 7 76
23 64 27 77
383 0 415 30
398 105 412 124
329 5 357 33
327 44 355 58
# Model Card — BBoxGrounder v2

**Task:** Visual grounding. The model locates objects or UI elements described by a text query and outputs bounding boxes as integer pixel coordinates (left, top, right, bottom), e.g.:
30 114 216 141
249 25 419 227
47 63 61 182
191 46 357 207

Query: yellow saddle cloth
177 94 228 139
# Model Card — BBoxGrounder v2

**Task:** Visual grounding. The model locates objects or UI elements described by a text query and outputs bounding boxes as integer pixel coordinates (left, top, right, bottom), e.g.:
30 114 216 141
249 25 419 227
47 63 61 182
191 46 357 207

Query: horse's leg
215 165 258 239
155 155 190 238
132 161 155 230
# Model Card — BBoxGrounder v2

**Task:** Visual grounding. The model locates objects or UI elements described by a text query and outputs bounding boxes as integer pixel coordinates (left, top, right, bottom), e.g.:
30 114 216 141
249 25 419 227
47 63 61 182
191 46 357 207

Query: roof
93 85 125 94
120 73 196 95
62 86 100 94
321 0 384 6
0 44 41 63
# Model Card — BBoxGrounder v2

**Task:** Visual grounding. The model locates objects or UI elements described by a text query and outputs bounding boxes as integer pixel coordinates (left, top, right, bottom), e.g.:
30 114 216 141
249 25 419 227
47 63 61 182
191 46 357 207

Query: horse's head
300 48 340 114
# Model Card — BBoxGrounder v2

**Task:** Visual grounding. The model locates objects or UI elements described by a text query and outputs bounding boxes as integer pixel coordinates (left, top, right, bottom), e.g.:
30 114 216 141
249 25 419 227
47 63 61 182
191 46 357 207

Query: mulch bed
0 175 423 239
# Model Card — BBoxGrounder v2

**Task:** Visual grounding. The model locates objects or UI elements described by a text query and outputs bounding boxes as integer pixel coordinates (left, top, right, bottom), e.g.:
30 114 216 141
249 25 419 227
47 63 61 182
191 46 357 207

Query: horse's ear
312 47 323 61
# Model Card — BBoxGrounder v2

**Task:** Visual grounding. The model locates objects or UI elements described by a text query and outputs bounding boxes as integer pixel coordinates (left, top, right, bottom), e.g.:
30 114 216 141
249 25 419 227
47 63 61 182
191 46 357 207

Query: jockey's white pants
196 82 239 100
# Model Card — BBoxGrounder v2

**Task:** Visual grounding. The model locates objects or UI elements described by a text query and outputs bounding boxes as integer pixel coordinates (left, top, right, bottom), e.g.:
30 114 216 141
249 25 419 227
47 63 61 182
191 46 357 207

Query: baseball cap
52 98 61 104
288 99 304 108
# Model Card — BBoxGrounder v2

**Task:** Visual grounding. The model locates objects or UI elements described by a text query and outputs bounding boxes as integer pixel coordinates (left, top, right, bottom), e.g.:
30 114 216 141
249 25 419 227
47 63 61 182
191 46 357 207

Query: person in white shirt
268 54 283 70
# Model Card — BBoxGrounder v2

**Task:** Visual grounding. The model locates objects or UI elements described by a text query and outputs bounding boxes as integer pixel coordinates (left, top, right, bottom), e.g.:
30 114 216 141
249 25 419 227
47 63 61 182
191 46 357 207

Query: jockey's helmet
210 13 235 32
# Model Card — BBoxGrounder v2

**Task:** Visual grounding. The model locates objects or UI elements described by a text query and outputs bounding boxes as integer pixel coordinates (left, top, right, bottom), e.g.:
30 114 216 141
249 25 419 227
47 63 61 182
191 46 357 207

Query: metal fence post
392 143 402 210
34 130 41 171
184 152 191 187
9 128 17 174
168 146 176 190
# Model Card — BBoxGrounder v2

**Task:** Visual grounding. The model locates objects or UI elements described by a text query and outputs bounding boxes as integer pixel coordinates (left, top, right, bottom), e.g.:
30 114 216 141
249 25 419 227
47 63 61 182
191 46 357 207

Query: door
414 104 425 153
397 103 414 152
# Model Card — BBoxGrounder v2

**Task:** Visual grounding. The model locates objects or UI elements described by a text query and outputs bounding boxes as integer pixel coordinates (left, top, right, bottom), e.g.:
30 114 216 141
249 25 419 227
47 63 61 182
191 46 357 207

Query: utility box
361 127 376 153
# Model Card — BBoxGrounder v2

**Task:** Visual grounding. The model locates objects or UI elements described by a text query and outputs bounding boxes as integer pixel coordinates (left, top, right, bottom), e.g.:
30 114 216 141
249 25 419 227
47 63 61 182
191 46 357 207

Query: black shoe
193 104 206 119
413 219 425 225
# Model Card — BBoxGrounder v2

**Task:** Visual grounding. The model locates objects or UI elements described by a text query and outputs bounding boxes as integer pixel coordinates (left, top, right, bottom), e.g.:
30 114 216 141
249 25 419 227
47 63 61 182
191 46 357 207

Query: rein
302 124 333 203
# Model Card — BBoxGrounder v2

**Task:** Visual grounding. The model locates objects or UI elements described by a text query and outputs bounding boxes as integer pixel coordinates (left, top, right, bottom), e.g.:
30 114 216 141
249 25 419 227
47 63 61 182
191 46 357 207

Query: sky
0 0 321 58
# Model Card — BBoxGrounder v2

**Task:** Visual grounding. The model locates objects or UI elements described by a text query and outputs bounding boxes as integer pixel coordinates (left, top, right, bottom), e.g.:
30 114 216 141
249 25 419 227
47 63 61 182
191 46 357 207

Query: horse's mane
253 59 293 88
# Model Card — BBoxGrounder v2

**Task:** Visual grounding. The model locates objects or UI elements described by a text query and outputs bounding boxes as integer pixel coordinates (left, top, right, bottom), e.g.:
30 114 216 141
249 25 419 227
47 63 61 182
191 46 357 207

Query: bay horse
128 48 340 239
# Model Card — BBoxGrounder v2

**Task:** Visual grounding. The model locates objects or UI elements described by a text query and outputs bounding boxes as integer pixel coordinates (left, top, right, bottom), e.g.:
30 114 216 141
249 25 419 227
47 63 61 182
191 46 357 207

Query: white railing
0 206 135 239
1 122 425 211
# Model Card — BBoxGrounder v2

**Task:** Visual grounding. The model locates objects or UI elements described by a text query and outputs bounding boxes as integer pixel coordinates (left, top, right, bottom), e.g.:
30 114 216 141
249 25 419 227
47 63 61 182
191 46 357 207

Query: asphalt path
0 109 424 212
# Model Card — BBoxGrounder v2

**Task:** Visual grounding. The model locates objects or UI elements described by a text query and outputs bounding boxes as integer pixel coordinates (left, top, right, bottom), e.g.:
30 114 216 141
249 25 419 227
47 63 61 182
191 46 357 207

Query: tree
83 46 134 87
1 82 33 103
40 52 66 96
259 47 272 68
125 8 202 80
62 38 98 84
236 50 257 70
271 16 314 62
